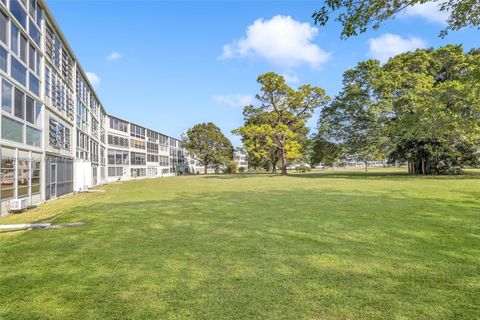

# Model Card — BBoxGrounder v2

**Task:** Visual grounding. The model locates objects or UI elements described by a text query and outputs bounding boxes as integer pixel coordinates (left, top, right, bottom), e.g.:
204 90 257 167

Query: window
76 100 87 131
107 149 129 165
0 45 7 72
159 155 169 166
108 166 123 177
11 57 26 86
49 118 70 150
44 66 50 97
109 117 128 132
1 158 15 199
29 72 39 95
25 94 33 123
13 87 24 119
34 100 40 123
2 80 12 113
130 152 146 166
131 168 146 178
107 134 129 148
19 34 27 63
26 125 41 147
28 43 35 71
10 25 18 54
0 11 7 45
130 124 145 139
10 0 27 28
130 139 145 149
28 18 40 46
2 115 23 143
17 160 28 196
147 154 158 163
31 160 40 194
147 142 158 152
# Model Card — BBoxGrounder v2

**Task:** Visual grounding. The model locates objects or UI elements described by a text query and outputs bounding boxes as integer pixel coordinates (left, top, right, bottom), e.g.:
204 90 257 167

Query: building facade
234 150 248 171
0 0 197 216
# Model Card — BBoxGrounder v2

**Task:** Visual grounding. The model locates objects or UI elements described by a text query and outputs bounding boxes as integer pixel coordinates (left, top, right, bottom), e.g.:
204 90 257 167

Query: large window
130 152 146 166
1 158 15 199
2 80 12 113
107 149 129 165
130 123 145 139
11 57 26 86
10 0 27 28
109 117 128 132
130 139 145 149
159 155 169 166
108 166 123 177
0 46 7 72
76 100 87 131
13 86 24 119
107 134 129 148
26 125 41 147
147 154 158 163
147 142 158 152
17 159 28 197
0 11 7 45
2 116 23 143
131 168 146 178
49 117 70 150
31 160 40 194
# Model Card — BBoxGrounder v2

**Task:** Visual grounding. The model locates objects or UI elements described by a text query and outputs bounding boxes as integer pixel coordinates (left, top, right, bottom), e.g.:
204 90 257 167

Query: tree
182 122 233 174
309 136 343 169
312 0 480 39
318 60 387 172
235 73 330 175
317 45 480 174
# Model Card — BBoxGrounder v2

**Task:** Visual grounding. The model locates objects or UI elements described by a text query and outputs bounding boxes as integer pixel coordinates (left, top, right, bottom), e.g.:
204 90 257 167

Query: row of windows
46 23 73 89
110 117 128 132
107 134 128 148
107 166 123 177
130 123 145 139
147 141 158 152
45 66 74 120
131 168 146 178
130 139 145 150
159 155 169 166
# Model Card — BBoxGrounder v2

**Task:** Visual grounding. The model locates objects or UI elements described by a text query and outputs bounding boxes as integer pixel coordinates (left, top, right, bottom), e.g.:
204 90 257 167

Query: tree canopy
312 0 480 38
182 122 233 174
317 45 480 174
234 72 330 175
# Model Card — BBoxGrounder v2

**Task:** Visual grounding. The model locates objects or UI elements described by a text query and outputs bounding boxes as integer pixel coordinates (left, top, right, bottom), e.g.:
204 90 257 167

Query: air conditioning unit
9 198 28 212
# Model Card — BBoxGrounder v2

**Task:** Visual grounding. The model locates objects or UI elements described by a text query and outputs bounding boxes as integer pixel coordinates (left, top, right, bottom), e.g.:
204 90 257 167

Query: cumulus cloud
213 94 254 108
220 15 330 69
86 72 101 88
403 2 449 24
368 33 427 63
106 51 122 61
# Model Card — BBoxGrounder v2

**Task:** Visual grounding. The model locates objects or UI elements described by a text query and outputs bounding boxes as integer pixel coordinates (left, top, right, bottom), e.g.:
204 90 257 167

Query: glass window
14 87 24 119
1 159 15 199
11 57 26 86
26 125 41 147
2 80 12 113
11 25 19 54
2 115 23 143
25 94 33 123
28 43 35 70
34 100 40 124
29 72 39 96
31 160 40 194
0 11 7 45
19 34 27 63
17 160 28 196
0 45 7 72
36 5 42 25
10 0 27 28
28 18 40 47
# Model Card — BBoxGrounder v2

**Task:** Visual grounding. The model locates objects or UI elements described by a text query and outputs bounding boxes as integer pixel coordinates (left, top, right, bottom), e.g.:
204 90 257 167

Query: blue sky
46 0 478 146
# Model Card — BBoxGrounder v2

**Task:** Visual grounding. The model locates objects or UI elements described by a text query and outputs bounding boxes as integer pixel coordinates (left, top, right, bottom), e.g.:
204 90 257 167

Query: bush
239 167 246 173
224 161 239 174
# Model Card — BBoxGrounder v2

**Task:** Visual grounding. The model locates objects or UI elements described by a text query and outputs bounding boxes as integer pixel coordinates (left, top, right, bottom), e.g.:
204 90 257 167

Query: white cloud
106 51 122 61
85 72 101 88
213 94 254 108
403 2 449 25
282 73 299 84
368 33 427 63
220 15 330 69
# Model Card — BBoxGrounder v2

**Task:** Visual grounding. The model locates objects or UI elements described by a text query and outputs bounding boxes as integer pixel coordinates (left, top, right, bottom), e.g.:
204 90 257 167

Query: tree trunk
204 164 208 174
281 147 287 175
365 161 368 172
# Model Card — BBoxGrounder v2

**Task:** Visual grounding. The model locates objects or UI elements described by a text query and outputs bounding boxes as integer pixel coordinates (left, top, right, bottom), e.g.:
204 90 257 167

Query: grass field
1 168 479 319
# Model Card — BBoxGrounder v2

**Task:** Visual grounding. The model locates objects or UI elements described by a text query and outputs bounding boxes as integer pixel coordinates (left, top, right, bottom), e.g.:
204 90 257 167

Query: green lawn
1 169 479 319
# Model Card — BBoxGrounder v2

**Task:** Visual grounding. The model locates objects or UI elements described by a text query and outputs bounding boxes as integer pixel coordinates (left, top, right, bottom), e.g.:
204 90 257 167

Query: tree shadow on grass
1 186 479 319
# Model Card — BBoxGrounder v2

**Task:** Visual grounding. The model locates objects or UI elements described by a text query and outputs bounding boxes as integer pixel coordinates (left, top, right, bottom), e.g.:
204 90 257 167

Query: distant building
234 150 248 171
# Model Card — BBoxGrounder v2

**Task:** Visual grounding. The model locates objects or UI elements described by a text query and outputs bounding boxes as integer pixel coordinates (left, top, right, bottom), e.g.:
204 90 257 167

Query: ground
1 168 479 319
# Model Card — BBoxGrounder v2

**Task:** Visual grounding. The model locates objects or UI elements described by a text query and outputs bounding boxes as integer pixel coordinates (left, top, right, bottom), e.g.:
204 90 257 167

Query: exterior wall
234 150 248 171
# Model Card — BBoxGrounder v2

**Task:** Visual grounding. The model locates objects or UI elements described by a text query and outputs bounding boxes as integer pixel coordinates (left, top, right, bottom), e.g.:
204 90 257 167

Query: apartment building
234 150 248 171
0 0 197 216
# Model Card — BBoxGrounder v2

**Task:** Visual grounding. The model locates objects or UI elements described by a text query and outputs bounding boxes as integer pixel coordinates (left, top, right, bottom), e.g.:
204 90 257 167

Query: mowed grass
1 168 480 319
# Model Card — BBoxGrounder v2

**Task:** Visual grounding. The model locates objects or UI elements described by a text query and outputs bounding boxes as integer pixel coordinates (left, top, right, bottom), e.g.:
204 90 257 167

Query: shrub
224 161 239 174
295 165 311 173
